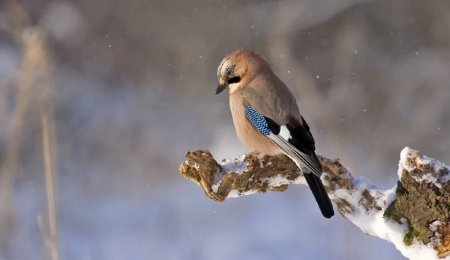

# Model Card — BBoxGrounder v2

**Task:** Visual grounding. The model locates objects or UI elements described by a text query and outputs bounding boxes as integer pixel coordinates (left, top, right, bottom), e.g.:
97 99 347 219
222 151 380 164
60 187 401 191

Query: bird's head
215 50 269 95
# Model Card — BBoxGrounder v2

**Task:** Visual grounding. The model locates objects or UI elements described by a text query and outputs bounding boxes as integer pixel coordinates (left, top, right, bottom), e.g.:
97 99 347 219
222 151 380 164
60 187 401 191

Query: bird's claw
256 153 268 169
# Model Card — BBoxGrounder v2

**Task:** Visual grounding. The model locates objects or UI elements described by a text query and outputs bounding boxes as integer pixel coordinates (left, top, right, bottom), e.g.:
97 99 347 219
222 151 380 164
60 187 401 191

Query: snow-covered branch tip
179 148 450 260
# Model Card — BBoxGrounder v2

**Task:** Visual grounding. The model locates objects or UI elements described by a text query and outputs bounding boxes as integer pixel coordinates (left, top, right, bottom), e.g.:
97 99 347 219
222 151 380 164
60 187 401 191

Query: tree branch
179 147 450 260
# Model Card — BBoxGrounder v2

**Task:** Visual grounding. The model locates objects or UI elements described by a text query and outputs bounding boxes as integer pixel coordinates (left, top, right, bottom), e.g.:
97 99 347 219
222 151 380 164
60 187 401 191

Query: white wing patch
279 125 292 140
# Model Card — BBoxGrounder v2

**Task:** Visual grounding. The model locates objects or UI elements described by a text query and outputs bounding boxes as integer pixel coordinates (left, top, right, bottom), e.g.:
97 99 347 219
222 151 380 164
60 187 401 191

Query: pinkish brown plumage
215 50 334 218
217 50 301 154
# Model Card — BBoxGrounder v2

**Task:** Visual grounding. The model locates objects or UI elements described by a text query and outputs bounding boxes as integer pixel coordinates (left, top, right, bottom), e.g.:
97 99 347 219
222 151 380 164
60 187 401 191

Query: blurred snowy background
0 0 449 259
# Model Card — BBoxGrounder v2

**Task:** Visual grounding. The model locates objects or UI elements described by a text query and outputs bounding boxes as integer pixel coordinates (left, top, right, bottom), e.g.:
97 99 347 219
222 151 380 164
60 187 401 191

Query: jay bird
215 50 334 219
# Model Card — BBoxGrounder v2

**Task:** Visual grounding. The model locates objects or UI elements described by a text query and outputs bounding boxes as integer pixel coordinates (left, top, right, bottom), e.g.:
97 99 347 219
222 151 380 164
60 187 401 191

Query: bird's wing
244 103 334 218
243 104 323 177
241 77 299 126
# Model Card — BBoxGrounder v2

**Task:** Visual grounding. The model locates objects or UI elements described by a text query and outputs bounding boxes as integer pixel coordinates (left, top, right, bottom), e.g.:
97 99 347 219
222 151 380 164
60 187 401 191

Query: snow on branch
179 147 450 260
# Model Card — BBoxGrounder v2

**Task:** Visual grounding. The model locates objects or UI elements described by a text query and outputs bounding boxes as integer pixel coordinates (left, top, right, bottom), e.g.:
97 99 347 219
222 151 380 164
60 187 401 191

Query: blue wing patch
244 105 271 135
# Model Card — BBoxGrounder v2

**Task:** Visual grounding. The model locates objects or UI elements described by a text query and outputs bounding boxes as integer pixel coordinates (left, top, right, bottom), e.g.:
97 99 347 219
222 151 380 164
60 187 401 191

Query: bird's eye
226 69 233 76
228 77 241 84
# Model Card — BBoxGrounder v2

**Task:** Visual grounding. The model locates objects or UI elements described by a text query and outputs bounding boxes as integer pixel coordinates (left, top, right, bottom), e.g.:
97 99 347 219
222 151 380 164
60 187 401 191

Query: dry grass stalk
0 2 59 259
41 113 58 260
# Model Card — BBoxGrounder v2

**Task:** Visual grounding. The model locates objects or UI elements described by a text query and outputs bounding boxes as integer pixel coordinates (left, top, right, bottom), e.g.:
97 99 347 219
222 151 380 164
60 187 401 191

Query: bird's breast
229 92 280 154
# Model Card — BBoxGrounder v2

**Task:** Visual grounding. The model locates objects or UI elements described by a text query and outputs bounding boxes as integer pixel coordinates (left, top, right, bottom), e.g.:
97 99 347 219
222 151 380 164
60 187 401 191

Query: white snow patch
220 155 248 174
399 147 450 187
227 189 259 198
261 173 306 187
320 174 330 187
429 220 443 232
414 173 441 188
384 186 398 209
434 159 450 183
442 171 450 183
264 174 289 186
399 237 448 260
399 147 416 177
434 163 444 173
212 167 225 188
211 180 222 193
330 176 389 236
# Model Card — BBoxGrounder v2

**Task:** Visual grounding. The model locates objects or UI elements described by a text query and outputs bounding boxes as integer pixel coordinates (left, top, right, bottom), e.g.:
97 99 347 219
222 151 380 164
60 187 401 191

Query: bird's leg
256 152 268 169
249 150 267 168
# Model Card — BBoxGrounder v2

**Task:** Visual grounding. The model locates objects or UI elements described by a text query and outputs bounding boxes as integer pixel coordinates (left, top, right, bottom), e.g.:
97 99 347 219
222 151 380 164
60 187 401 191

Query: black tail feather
303 172 334 218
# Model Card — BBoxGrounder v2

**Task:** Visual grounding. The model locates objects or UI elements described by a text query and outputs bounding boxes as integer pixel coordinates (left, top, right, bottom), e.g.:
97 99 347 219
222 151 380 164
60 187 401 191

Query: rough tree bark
179 147 450 260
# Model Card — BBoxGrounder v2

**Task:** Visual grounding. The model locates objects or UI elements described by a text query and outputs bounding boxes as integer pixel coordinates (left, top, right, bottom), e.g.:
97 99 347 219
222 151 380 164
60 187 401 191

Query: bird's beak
215 82 228 95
